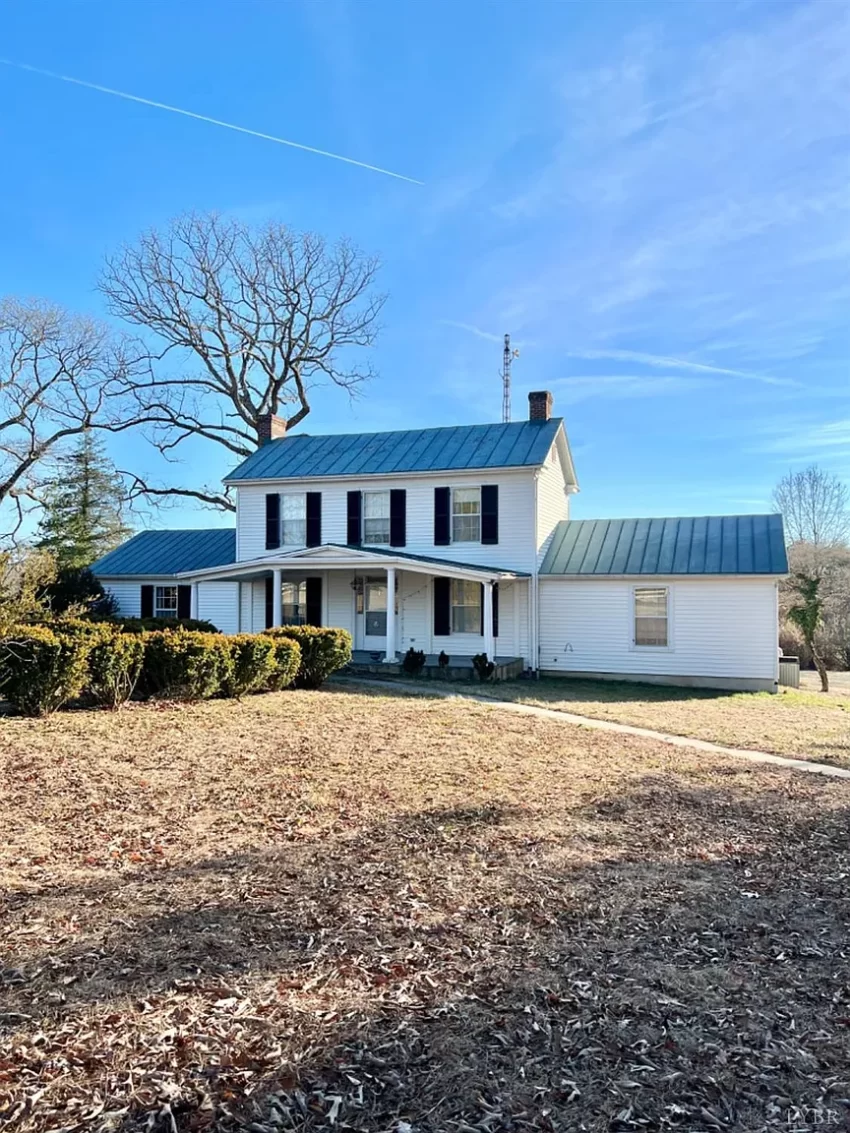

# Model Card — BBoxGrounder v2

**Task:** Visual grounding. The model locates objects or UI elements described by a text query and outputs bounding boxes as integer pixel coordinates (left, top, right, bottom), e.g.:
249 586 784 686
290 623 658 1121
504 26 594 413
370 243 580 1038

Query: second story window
281 493 307 545
452 487 481 543
363 490 390 545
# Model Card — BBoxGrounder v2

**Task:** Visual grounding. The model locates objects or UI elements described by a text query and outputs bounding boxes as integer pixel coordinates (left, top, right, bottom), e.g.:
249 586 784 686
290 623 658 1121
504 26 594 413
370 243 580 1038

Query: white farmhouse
93 391 787 691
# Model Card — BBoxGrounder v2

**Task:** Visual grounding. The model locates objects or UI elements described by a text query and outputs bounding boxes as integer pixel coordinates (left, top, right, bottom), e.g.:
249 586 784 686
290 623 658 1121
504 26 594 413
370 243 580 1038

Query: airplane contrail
0 58 424 185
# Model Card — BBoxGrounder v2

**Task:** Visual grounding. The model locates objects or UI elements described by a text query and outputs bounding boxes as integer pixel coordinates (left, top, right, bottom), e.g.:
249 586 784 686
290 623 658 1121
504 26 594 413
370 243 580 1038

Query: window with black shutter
140 584 154 618
433 576 451 636
390 489 406 547
265 576 274 628
434 487 451 545
306 493 322 547
177 585 192 619
347 490 362 545
481 485 499 545
265 493 281 550
305 577 322 626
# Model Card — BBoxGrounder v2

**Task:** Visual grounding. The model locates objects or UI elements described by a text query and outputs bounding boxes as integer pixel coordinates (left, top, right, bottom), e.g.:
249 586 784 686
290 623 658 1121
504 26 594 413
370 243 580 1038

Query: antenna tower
502 333 519 423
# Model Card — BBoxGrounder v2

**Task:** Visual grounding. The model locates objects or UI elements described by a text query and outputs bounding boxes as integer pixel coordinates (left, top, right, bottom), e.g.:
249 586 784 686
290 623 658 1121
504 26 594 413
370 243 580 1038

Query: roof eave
224 462 547 486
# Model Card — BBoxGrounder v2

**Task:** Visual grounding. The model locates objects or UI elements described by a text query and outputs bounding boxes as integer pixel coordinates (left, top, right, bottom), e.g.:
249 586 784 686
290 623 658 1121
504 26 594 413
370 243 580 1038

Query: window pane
452 514 481 542
635 617 668 647
364 517 390 544
635 588 667 617
453 488 480 511
282 494 306 519
452 605 481 633
282 518 307 545
363 491 389 518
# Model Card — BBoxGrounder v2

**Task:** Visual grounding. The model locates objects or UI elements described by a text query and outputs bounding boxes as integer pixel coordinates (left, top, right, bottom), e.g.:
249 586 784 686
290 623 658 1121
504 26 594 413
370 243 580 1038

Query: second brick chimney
528 390 553 422
257 413 287 446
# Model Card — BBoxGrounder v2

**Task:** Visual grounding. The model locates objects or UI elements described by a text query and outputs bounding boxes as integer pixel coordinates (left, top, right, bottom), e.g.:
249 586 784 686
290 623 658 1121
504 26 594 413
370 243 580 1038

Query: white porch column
383 566 397 662
272 568 283 627
483 579 495 661
190 582 199 620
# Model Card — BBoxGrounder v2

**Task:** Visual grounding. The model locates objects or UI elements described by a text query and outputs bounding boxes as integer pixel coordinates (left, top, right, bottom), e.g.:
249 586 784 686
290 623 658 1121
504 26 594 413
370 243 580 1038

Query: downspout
531 468 541 677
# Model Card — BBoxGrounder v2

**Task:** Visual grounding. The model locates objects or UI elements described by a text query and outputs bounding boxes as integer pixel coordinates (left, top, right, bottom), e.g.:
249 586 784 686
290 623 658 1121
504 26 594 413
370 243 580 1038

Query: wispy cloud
565 349 798 387
440 320 503 344
548 373 710 403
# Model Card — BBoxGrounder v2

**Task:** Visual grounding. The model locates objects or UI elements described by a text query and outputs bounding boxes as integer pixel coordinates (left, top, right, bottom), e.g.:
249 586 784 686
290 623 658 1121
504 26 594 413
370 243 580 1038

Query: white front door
356 576 387 652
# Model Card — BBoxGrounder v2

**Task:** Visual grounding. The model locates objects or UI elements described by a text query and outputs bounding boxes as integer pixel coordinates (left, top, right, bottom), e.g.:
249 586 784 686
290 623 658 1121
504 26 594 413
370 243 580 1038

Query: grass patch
2 688 849 1131
478 676 850 765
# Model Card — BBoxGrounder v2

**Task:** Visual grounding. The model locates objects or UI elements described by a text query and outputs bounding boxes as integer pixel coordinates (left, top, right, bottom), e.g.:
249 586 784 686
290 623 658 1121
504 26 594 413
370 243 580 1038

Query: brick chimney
528 390 553 422
257 413 287 446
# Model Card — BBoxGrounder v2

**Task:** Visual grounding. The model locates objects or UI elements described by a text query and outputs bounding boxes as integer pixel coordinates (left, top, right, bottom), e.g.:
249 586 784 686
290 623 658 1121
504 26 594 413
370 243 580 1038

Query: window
451 579 481 634
634 587 669 647
281 581 307 625
154 585 178 619
281 493 306 546
363 490 390 545
452 487 481 543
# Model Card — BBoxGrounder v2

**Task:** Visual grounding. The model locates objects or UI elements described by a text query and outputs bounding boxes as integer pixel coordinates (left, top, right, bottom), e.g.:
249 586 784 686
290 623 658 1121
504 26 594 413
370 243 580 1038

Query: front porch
181 543 531 667
346 650 526 682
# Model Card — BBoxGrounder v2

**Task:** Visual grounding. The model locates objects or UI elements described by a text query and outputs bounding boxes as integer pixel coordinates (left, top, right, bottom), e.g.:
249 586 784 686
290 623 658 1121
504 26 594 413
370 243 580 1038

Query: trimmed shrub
266 636 301 691
139 630 230 701
86 626 145 709
0 625 91 716
264 625 352 689
95 616 219 635
222 633 278 698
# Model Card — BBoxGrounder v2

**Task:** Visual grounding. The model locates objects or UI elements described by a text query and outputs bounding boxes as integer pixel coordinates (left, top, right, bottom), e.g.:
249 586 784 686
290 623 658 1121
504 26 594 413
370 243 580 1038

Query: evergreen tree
36 431 132 569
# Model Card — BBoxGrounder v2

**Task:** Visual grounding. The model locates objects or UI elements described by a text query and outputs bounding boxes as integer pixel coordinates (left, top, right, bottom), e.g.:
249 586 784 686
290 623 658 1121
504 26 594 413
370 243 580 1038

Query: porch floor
346 651 526 682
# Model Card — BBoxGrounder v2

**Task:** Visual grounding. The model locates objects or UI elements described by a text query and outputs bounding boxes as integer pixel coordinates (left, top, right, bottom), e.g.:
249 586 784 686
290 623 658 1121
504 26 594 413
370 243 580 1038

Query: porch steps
344 653 525 683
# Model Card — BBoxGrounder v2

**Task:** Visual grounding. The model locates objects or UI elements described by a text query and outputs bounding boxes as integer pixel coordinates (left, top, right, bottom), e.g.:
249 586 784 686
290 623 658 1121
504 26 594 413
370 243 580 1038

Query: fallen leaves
1 688 849 1131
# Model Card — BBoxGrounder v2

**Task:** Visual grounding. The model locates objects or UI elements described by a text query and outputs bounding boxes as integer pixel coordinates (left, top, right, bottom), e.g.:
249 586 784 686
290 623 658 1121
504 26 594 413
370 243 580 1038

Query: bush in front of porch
264 625 352 690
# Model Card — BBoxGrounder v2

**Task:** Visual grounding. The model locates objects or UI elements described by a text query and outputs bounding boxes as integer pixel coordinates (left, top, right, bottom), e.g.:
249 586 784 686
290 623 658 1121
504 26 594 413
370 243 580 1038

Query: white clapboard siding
197 582 240 635
536 446 569 562
235 469 536 571
539 578 778 681
102 580 146 617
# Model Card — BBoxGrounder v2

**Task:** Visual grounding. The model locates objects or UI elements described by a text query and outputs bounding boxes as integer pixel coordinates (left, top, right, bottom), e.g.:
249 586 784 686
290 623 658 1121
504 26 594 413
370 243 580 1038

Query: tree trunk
811 642 829 692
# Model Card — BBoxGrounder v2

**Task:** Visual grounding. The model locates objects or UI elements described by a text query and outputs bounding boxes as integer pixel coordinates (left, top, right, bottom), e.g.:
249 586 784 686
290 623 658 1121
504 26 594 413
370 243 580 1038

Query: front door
356 576 387 653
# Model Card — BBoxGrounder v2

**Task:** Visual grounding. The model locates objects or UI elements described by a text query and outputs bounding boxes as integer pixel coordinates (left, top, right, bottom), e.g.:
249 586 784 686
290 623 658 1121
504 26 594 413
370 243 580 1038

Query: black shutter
481 484 499 545
479 582 499 638
305 577 322 626
265 576 274 629
140 584 154 619
265 493 281 550
434 487 451 545
177 585 191 619
306 492 322 547
347 490 362 545
433 576 451 636
390 489 407 547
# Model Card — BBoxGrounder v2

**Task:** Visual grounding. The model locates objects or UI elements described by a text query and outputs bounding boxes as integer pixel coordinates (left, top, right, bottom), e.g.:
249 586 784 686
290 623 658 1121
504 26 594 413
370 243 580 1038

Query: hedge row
0 622 352 717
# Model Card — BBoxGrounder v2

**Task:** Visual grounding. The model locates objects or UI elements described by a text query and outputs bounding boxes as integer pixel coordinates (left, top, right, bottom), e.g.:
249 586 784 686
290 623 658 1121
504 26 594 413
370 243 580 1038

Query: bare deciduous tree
0 299 142 541
772 464 850 547
99 213 385 512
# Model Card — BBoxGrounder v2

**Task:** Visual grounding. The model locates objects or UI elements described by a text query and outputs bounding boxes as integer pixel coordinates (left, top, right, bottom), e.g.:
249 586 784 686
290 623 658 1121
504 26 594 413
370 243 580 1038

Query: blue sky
2 0 848 527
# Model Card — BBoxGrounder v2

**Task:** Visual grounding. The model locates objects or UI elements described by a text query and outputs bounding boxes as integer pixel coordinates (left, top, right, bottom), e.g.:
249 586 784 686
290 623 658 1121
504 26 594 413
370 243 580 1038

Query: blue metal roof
327 544 529 577
225 419 564 482
540 515 788 576
92 529 236 577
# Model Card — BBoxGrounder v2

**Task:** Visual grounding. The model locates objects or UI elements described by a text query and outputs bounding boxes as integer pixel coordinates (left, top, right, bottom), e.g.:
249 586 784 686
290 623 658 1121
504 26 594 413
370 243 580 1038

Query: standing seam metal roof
539 515 788 575
225 419 564 481
91 529 237 576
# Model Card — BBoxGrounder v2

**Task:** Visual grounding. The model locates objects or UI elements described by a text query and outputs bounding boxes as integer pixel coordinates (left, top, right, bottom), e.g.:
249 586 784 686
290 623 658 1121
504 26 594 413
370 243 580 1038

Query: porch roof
176 543 529 583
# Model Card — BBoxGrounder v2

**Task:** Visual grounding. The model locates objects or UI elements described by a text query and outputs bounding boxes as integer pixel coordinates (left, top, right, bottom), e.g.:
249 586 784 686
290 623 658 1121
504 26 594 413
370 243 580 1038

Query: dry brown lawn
2 686 850 1133
481 678 850 767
